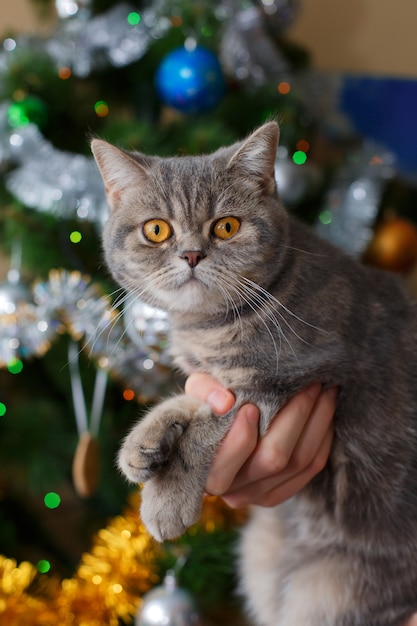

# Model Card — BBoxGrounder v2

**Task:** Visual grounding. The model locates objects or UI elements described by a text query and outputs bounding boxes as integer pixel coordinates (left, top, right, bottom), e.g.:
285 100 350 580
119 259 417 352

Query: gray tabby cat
91 122 417 626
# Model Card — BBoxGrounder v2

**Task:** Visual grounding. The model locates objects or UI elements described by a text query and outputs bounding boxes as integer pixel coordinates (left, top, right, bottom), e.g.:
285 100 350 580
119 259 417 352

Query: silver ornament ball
274 153 321 206
136 571 202 626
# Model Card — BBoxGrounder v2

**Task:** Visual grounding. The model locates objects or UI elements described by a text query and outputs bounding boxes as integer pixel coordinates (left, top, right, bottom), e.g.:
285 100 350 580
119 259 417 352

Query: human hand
185 373 337 508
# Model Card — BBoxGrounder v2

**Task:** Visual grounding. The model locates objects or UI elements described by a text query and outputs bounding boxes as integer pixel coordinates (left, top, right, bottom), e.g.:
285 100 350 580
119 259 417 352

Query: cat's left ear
226 122 279 193
91 139 150 210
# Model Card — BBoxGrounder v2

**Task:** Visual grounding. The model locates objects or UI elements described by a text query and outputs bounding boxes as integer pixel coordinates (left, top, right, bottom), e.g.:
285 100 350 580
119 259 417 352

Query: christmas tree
1 1 417 624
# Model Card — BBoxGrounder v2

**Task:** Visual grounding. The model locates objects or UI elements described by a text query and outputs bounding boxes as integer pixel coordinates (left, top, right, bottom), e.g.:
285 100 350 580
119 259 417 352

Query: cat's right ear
91 139 149 210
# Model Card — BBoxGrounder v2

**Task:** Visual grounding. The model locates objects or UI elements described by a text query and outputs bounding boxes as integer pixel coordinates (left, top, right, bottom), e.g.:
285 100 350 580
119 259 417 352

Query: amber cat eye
143 219 172 243
213 216 241 240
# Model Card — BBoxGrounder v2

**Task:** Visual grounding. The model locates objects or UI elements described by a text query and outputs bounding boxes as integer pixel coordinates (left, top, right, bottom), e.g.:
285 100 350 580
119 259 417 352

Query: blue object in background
340 76 417 176
155 46 225 115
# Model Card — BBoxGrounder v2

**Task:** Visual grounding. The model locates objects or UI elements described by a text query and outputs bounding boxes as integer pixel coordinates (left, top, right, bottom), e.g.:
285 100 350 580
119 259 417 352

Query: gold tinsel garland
0 493 246 625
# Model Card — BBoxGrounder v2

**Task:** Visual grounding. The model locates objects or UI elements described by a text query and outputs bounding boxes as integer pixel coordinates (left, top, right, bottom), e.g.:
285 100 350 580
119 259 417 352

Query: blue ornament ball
155 46 225 115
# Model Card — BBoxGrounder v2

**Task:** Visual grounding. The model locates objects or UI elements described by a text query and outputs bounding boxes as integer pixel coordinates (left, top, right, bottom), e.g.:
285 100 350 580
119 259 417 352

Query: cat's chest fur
170 314 270 388
168 301 334 407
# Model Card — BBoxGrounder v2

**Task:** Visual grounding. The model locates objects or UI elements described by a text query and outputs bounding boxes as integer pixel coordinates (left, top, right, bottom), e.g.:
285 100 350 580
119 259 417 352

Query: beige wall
0 0 417 77
289 0 417 78
0 0 53 34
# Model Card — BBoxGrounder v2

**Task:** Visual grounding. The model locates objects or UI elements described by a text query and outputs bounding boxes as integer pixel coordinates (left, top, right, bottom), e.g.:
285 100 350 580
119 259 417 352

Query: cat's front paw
118 395 209 484
140 479 203 542
118 418 186 484
118 394 230 541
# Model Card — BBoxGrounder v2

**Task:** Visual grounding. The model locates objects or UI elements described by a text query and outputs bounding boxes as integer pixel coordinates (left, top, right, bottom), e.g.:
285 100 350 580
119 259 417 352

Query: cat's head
91 122 289 316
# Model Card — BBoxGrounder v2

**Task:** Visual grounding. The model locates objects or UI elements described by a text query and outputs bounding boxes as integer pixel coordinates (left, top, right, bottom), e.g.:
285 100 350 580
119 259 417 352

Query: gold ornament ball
364 218 417 273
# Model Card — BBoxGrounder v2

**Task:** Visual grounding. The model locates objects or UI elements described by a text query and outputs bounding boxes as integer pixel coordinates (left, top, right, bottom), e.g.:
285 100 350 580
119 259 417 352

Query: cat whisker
236 281 287 371
218 269 284 373
66 295 118 366
234 283 282 373
236 278 309 369
215 278 244 333
277 244 328 257
240 276 326 338
222 269 306 371
84 302 127 361
85 279 161 362
107 284 127 301
110 288 134 311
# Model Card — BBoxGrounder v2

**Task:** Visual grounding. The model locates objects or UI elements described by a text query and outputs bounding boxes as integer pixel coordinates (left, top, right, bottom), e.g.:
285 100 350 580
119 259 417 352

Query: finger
230 383 322 488
404 615 417 626
205 404 259 496
223 425 333 508
223 385 338 506
272 385 337 481
185 372 235 414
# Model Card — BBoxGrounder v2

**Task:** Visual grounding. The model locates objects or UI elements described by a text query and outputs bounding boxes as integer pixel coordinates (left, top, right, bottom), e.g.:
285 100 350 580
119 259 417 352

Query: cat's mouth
180 267 204 285
185 272 200 282
179 270 212 295
180 274 204 290
163 276 210 314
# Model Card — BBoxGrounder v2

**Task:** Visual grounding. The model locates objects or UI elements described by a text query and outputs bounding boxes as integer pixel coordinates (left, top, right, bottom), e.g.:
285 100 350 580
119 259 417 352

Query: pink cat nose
181 250 206 268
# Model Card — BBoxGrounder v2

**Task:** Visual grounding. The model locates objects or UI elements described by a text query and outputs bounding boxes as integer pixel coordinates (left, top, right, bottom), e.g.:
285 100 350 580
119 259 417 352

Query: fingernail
222 495 241 509
306 382 321 399
208 389 233 413
242 404 259 424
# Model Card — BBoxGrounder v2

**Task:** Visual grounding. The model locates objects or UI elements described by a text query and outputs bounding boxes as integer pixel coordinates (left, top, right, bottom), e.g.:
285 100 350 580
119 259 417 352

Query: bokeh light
370 155 383 166
37 559 51 574
292 150 307 165
171 15 183 27
94 100 109 118
201 25 213 37
319 210 333 225
70 230 82 243
7 359 23 374
3 38 16 52
8 102 29 127
44 492 61 509
127 11 141 25
296 139 310 153
0 402 6 417
277 81 291 95
58 66 72 80
123 389 135 401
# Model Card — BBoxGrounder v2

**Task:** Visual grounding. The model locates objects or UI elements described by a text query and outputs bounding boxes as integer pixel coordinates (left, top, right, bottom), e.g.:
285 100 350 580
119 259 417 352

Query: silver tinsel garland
0 269 173 400
316 144 396 256
2 109 109 224
220 0 299 85
0 2 170 80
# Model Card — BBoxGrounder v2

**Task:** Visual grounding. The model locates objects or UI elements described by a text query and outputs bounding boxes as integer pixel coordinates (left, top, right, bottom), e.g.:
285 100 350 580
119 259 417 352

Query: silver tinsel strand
0 269 174 401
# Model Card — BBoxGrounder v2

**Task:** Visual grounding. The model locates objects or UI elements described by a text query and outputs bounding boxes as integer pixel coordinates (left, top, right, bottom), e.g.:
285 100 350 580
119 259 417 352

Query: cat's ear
91 139 150 210
226 122 279 192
